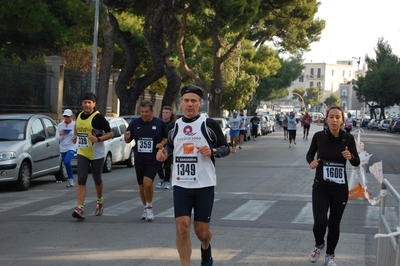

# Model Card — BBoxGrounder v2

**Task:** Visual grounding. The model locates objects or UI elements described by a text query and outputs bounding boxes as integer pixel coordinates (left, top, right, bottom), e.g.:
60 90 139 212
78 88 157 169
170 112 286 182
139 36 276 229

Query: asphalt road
1 124 399 266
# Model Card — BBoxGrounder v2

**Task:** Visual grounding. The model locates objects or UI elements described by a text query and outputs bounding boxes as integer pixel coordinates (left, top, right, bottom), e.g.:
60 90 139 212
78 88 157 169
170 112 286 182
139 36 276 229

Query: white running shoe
156 180 164 189
146 207 154 221
324 254 337 266
164 182 171 189
141 208 147 220
309 242 325 263
67 179 75 187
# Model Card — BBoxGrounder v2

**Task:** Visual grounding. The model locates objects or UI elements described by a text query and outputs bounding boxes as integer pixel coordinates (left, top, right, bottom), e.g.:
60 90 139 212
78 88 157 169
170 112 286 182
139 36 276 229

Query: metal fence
0 58 50 112
0 58 92 114
63 68 92 113
376 178 400 265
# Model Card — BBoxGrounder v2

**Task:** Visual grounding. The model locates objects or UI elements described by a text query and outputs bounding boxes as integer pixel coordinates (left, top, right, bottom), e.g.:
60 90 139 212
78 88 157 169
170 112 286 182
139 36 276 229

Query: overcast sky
302 0 400 63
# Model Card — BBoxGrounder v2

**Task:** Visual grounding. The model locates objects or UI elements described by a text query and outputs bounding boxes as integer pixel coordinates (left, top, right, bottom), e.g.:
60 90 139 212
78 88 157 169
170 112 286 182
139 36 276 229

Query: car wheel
103 153 112 173
126 148 135 168
55 162 68 182
16 161 31 191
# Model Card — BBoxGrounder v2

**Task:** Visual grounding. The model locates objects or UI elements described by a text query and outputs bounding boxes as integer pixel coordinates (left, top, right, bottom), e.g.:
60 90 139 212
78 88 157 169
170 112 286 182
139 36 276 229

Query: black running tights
311 183 348 255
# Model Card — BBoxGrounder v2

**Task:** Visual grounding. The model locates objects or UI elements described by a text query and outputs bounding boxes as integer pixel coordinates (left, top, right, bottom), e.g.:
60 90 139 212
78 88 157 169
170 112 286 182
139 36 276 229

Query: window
331 69 334 76
317 68 321 78
299 75 304 82
310 68 314 76
117 119 127 134
31 119 45 139
43 118 56 137
310 82 314 87
109 121 120 137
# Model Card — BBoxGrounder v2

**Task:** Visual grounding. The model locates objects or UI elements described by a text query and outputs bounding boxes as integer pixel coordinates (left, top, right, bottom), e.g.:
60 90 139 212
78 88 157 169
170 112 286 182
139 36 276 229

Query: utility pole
90 0 100 94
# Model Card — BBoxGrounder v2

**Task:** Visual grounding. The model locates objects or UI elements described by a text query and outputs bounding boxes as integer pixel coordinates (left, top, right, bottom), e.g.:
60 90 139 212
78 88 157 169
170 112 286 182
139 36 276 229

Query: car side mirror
32 135 45 145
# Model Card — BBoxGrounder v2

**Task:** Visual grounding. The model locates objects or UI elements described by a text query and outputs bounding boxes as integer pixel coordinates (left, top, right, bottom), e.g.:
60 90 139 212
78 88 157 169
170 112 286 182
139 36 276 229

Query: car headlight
0 151 17 161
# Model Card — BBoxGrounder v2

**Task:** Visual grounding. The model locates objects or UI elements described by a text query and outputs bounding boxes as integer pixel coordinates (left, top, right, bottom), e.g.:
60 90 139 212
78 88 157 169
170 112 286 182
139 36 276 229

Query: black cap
180 84 204 98
82 92 97 102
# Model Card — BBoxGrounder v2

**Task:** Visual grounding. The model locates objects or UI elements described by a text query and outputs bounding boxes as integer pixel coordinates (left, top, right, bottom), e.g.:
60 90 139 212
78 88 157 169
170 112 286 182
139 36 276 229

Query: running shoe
201 256 214 266
309 242 325 263
294 141 296 145
324 254 337 266
306 136 308 140
72 207 85 220
95 202 104 216
289 145 291 148
141 207 147 220
164 182 171 189
156 180 164 189
238 146 242 149
66 179 75 187
303 135 305 139
146 207 154 221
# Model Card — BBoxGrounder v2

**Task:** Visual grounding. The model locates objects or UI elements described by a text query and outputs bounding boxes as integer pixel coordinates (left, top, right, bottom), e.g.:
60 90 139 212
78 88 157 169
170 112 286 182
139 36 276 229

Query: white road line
102 198 143 216
0 197 51 212
25 198 96 216
291 202 313 224
221 200 276 221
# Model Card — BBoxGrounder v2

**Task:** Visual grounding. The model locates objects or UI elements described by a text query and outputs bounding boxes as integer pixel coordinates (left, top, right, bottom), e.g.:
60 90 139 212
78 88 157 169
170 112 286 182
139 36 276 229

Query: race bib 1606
323 161 345 184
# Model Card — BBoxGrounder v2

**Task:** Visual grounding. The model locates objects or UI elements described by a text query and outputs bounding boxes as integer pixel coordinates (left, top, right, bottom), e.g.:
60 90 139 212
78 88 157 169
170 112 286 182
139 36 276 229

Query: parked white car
71 117 135 172
211 117 231 144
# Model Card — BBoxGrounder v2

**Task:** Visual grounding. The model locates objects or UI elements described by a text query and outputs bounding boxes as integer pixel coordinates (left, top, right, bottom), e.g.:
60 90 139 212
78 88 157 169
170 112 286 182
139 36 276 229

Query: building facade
269 59 366 114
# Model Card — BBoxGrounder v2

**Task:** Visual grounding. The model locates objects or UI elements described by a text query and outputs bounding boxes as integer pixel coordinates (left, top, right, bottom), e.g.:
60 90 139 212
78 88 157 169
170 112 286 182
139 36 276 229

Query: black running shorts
173 185 214 222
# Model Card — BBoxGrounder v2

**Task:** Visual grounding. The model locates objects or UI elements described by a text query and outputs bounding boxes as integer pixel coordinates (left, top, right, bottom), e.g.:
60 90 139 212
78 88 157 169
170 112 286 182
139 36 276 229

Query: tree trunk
109 13 140 115
161 58 181 114
97 5 114 115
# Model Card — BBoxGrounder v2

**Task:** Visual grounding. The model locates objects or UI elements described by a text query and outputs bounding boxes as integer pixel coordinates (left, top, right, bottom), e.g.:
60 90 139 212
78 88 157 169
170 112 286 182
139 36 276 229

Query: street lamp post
307 73 322 112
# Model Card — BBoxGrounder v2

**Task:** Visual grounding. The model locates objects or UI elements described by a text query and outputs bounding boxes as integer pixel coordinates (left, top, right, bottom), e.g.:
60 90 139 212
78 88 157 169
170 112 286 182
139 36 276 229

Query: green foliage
0 0 93 60
324 94 340 108
354 38 400 109
255 54 304 101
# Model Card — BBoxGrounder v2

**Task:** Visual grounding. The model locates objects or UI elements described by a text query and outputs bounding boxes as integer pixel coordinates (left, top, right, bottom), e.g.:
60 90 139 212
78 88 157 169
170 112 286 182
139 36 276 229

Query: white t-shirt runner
172 116 217 188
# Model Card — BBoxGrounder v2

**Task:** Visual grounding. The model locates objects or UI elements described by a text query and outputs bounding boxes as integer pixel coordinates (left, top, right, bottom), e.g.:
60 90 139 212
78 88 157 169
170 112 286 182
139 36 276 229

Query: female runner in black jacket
306 106 360 266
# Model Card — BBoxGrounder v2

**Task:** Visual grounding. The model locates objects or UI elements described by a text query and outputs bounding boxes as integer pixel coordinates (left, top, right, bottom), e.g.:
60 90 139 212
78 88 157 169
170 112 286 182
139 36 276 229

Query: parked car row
363 117 400 133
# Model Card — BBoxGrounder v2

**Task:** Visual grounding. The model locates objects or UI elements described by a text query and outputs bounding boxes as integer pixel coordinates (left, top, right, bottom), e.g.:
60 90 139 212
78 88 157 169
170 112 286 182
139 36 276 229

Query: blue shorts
229 129 240 138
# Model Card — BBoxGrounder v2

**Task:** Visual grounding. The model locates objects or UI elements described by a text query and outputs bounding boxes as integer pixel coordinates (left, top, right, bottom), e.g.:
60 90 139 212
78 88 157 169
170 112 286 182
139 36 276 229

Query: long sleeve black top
306 129 360 186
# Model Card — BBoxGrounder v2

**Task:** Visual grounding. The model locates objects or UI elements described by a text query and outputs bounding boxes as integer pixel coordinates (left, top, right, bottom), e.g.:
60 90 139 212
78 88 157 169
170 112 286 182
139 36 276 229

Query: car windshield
0 119 27 141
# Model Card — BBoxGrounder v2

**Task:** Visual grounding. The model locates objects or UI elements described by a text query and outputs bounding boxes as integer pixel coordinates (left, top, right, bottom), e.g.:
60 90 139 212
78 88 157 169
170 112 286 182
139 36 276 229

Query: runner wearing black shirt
306 106 360 265
250 113 260 141
125 100 167 221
